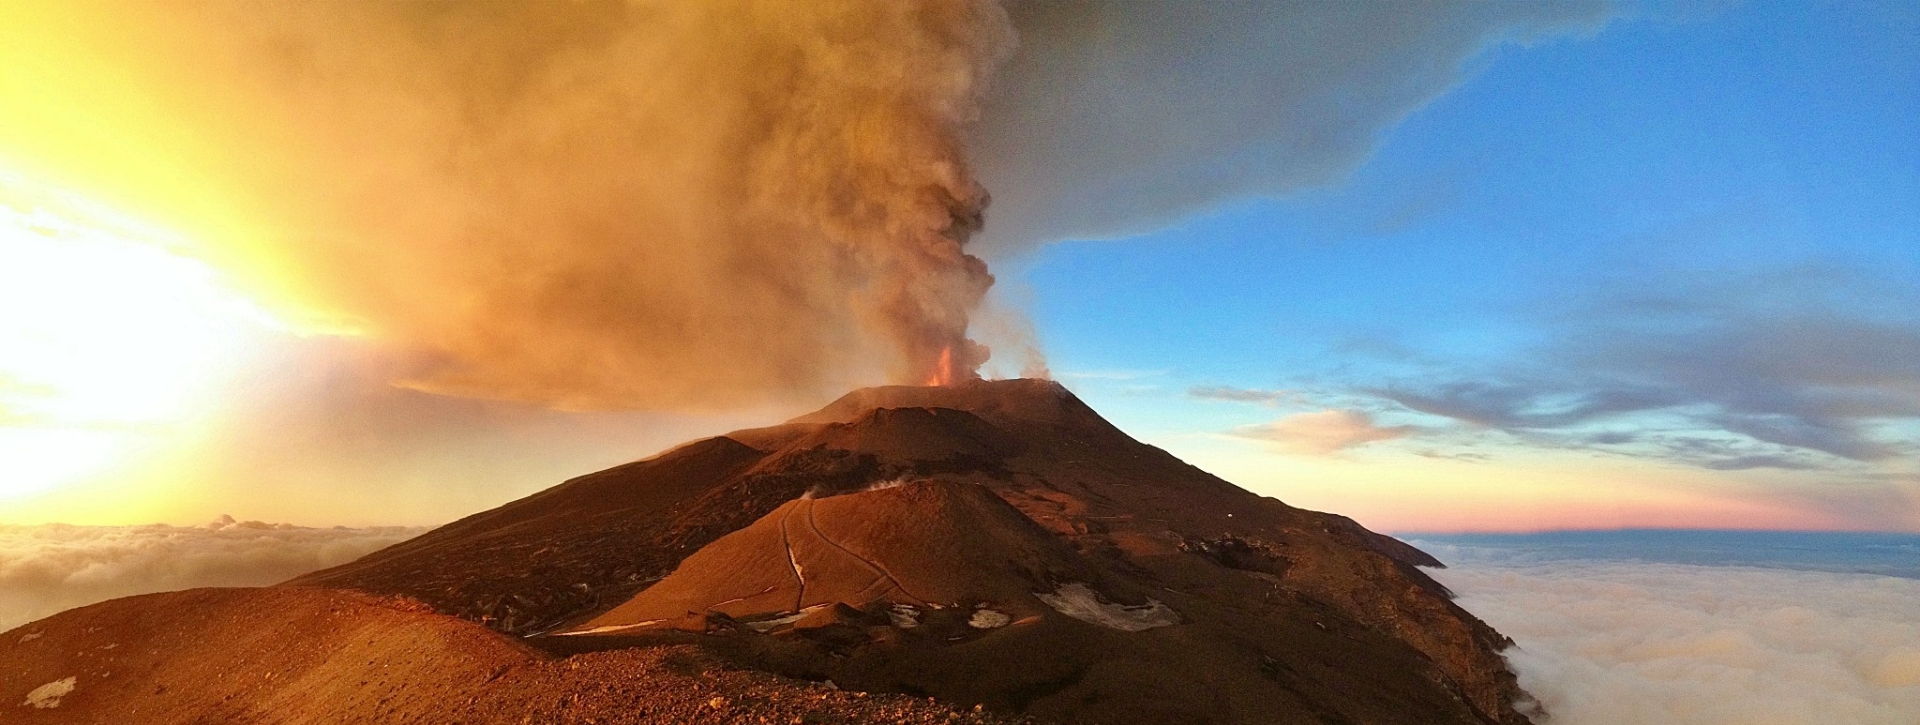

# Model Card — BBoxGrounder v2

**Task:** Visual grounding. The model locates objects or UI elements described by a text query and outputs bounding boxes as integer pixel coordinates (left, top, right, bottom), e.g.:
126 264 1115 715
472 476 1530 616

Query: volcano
3 379 1535 724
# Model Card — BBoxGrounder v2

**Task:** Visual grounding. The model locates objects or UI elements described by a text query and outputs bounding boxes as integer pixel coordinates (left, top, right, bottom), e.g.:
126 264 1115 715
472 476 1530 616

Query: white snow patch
887 604 920 629
555 620 663 636
743 604 831 632
1037 583 1178 632
968 608 1012 629
23 676 75 709
862 478 911 492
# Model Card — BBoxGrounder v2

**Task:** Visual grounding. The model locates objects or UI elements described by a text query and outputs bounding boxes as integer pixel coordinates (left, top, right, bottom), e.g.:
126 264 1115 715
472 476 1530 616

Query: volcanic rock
5 378 1537 724
570 480 1121 631
0 587 1020 724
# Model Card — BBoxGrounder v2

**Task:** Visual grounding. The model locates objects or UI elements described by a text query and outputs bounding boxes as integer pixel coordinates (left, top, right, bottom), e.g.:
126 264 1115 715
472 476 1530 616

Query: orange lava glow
925 346 955 386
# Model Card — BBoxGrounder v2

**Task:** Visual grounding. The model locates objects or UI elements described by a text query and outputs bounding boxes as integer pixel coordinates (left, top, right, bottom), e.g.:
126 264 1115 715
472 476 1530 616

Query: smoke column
0 0 1009 409
0 1 1619 413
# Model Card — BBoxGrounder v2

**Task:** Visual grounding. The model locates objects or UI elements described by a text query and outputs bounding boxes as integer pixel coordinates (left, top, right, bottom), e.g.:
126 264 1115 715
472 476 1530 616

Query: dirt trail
803 499 928 605
777 505 808 612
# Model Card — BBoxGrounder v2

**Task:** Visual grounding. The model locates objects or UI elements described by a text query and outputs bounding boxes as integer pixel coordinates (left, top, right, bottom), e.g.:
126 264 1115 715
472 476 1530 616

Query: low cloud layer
1424 547 1920 724
0 518 422 632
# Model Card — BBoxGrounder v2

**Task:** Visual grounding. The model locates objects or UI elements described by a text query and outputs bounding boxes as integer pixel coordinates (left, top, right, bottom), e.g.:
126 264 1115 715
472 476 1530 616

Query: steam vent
4 379 1534 724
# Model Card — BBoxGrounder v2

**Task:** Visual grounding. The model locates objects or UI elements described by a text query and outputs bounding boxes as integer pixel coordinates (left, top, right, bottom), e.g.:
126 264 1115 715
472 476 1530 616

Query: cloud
1378 380 1678 430
1698 454 1826 471
1057 369 1168 382
1426 556 1920 724
1415 449 1494 463
970 1 1615 250
1230 409 1412 455
1188 386 1299 406
0 518 423 632
1369 268 1920 470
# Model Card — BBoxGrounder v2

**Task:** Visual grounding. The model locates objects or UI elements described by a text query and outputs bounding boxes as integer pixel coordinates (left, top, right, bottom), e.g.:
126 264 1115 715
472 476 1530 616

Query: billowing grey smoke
1 1 1620 413
971 0 1614 250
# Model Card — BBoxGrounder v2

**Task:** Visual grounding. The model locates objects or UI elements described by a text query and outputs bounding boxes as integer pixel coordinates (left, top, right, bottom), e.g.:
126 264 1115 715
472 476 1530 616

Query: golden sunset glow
0 171 275 498
1161 428 1903 534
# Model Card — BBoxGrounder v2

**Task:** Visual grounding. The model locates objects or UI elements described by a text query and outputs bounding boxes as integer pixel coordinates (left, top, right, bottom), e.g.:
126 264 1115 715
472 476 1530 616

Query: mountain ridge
2 378 1535 724
286 378 1530 724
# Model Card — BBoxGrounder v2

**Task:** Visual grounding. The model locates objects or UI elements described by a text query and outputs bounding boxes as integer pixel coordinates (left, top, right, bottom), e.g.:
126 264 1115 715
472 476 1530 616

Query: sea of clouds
1416 534 1920 725
0 516 423 632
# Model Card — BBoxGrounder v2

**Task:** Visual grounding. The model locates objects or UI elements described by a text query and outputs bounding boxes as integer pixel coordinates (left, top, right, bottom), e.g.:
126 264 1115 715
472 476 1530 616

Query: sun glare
0 171 271 499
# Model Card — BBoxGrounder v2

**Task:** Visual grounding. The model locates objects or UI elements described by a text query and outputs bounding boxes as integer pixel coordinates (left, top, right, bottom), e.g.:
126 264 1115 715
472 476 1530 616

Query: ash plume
1 0 1010 409
0 1 1621 413
969 0 1614 251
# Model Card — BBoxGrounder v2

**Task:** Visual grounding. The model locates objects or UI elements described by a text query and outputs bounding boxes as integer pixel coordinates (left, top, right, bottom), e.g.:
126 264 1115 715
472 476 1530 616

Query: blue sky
1015 0 1918 531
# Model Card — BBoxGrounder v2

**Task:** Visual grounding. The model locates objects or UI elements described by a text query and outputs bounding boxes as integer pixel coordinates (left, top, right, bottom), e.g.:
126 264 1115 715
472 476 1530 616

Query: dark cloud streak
1369 270 1920 470
1188 385 1298 406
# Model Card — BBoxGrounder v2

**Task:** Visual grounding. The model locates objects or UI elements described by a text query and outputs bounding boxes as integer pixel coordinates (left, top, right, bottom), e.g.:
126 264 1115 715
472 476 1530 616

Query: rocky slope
1 587 1022 724
285 379 1536 724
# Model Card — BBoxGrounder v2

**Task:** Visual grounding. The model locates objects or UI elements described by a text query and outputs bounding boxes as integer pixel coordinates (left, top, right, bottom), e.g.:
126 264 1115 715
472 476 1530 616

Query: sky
0 0 1914 533
1022 0 1920 533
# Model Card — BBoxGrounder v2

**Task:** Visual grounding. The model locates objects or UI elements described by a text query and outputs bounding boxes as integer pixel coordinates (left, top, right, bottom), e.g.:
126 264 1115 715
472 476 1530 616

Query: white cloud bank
0 517 422 632
1424 549 1920 724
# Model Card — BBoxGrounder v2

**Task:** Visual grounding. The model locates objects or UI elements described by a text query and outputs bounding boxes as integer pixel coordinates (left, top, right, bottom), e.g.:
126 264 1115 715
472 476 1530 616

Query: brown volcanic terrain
4 379 1536 724
0 587 1021 724
574 480 1115 628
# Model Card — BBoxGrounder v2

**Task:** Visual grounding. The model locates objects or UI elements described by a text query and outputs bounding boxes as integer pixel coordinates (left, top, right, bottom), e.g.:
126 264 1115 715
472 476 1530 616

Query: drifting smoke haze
0 518 423 632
